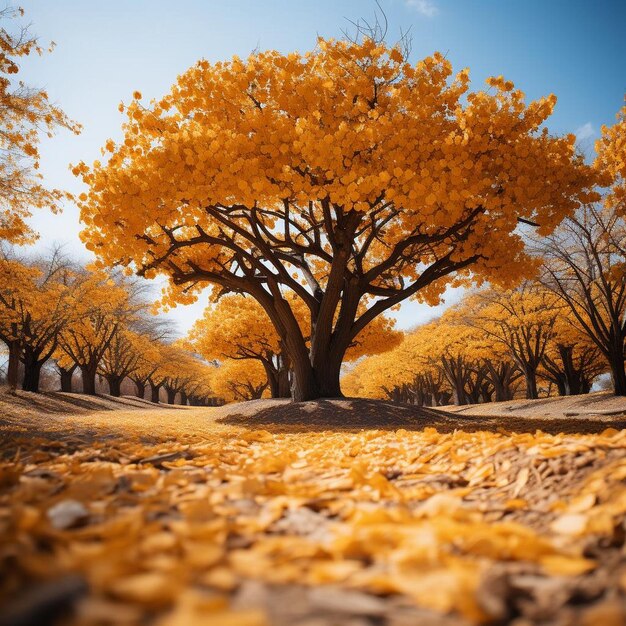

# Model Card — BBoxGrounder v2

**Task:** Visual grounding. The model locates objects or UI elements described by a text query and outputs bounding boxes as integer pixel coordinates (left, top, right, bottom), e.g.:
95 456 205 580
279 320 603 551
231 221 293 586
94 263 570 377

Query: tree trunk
166 387 176 404
524 369 539 399
453 378 467 405
263 362 280 398
555 374 567 396
81 364 98 395
134 380 146 399
59 365 76 393
609 351 626 396
106 375 122 397
6 340 21 393
150 383 161 403
289 352 321 402
313 357 343 398
22 359 42 393
180 391 188 405
277 352 291 398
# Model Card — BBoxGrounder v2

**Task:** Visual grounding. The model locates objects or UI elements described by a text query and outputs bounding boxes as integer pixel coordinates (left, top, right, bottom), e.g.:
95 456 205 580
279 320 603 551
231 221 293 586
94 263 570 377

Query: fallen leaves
1 412 626 625
47 499 89 530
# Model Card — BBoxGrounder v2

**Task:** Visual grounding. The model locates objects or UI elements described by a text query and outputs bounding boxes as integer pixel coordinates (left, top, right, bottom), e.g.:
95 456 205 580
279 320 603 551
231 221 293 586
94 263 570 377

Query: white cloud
406 0 439 17
575 122 596 142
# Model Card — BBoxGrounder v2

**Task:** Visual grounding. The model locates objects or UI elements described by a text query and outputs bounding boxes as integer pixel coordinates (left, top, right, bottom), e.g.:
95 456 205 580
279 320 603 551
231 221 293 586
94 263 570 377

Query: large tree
188 293 400 398
76 37 596 401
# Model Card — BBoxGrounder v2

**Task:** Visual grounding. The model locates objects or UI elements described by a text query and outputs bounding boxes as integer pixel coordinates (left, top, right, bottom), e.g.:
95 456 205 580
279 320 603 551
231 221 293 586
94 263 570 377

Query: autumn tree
188 294 292 398
98 329 145 397
19 251 73 392
343 322 453 405
212 358 268 402
540 315 605 396
0 255 39 390
470 285 561 399
0 7 79 243
183 368 216 406
127 336 163 399
98 307 168 397
188 293 400 399
0 247 73 392
56 359 77 393
57 272 137 395
595 104 626 216
76 36 596 401
426 316 482 405
161 353 191 404
146 348 170 403
537 204 626 394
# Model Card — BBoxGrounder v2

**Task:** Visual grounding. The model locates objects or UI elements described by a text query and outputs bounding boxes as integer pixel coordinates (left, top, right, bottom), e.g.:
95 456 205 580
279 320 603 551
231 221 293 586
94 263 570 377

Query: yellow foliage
0 8 80 243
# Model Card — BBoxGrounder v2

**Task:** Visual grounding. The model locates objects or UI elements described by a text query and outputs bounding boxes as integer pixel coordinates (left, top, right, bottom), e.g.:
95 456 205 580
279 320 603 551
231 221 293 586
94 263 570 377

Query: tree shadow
217 398 626 435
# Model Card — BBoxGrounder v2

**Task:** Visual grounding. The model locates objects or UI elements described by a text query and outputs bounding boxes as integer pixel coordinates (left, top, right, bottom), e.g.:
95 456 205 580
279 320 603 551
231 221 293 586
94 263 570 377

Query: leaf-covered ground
1 398 626 626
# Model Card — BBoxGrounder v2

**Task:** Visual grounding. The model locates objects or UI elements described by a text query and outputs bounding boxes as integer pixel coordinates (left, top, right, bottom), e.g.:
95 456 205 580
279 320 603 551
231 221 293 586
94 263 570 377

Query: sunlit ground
1 401 626 625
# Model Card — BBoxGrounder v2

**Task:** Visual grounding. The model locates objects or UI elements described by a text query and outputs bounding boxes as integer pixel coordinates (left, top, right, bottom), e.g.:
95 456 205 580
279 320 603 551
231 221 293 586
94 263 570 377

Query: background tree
537 204 626 394
0 7 79 243
212 358 267 402
57 272 136 395
540 315 606 396
0 247 74 392
471 285 560 399
18 250 73 392
342 323 453 406
98 329 144 397
55 358 77 393
128 336 163 399
161 351 191 404
0 254 39 390
76 36 597 401
147 358 168 403
188 294 292 398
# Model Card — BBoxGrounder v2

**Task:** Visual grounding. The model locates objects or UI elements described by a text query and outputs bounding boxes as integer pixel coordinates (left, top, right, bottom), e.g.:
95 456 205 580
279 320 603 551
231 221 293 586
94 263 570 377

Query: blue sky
18 0 626 334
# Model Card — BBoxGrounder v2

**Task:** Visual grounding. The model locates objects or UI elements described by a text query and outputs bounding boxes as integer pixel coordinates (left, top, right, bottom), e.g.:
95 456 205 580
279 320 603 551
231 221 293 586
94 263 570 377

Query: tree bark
106 375 122 397
59 365 76 393
264 362 279 398
277 365 291 398
289 350 320 402
22 359 42 393
150 382 161 403
166 387 176 404
81 364 98 395
134 380 146 399
524 369 539 399
180 391 188 405
6 340 21 393
609 350 626 396
314 357 343 398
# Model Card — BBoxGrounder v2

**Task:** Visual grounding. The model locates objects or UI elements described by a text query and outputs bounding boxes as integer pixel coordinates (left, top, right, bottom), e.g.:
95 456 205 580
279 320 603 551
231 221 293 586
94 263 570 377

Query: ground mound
0 388 186 421
216 396 626 435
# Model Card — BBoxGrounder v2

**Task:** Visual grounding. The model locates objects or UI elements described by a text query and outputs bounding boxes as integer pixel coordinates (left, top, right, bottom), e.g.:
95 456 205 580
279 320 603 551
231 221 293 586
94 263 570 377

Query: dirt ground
1 390 625 444
1 391 626 626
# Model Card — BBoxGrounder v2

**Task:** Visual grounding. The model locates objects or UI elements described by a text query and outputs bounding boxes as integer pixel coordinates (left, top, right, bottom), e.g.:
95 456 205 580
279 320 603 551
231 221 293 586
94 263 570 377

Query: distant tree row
0 249 220 405
344 202 626 403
